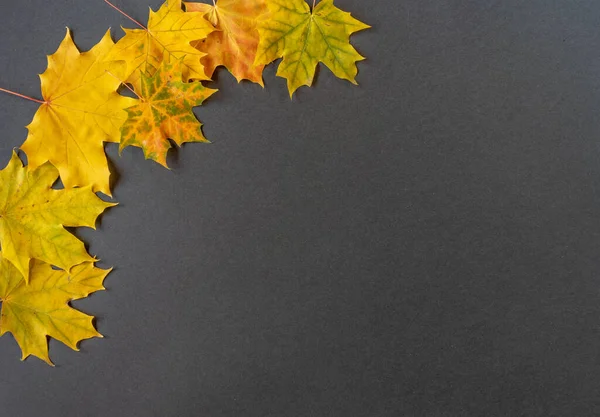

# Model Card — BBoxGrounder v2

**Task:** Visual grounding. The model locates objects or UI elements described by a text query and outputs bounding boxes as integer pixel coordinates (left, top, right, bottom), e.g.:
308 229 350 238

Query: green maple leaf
255 0 370 97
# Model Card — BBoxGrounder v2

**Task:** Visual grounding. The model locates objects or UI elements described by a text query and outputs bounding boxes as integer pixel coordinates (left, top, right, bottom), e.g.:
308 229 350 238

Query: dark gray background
1 0 600 415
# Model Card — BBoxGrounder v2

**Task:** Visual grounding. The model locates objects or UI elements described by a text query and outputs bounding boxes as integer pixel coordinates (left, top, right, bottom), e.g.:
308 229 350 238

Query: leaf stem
313 0 316 11
103 0 147 30
0 87 45 104
105 70 141 100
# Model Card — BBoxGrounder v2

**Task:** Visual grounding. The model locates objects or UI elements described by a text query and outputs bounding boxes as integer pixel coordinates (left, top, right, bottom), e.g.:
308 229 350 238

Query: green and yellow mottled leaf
185 0 267 85
120 57 217 167
0 152 115 282
0 255 108 366
107 0 215 90
255 0 370 97
20 29 136 196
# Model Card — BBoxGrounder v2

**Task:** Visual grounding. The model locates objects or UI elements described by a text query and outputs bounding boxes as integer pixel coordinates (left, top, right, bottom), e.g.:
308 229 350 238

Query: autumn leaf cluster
0 0 369 365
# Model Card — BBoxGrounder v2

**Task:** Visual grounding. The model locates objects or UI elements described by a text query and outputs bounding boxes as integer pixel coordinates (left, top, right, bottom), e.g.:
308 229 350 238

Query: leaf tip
43 357 56 367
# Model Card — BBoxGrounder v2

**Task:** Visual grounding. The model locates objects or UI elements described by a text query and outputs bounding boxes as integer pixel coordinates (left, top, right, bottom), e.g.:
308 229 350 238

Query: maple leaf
106 0 215 90
254 0 370 97
120 57 217 167
20 29 136 196
0 255 108 365
185 0 267 85
0 152 114 282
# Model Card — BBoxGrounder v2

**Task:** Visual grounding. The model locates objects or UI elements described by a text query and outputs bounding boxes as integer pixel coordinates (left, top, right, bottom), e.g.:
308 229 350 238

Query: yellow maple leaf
120 57 217 167
20 29 136 196
106 0 215 90
0 255 109 365
254 0 370 97
0 152 115 282
185 0 267 85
